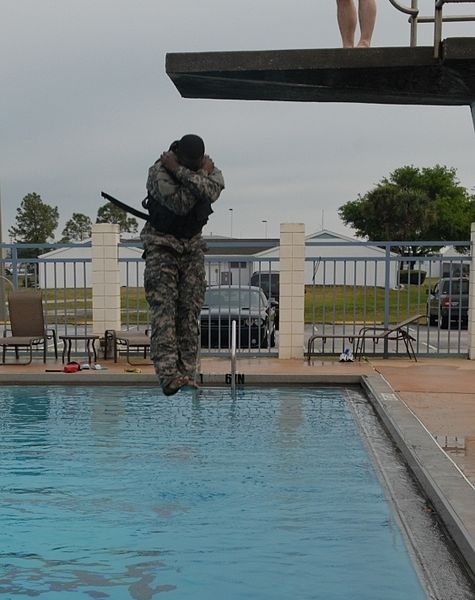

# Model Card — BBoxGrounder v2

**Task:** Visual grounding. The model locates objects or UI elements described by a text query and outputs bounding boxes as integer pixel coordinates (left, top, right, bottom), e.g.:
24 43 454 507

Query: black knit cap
177 134 205 160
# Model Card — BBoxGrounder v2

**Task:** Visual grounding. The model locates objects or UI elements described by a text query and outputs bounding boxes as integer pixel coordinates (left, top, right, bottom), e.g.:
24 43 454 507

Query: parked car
200 285 276 349
250 271 279 327
250 271 279 301
427 277 469 329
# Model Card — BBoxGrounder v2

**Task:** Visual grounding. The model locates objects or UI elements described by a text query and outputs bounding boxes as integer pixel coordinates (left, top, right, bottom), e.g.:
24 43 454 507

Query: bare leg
357 0 377 47
336 0 357 48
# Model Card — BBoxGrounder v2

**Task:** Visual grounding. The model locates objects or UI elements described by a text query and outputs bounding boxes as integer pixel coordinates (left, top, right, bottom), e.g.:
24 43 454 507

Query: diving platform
166 37 475 107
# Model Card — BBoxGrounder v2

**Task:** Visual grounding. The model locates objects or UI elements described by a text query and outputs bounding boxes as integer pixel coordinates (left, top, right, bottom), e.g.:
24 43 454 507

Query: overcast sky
1 0 474 241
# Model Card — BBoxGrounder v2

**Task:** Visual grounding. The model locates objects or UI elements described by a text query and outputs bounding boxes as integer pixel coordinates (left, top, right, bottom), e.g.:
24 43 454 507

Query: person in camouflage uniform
140 134 225 396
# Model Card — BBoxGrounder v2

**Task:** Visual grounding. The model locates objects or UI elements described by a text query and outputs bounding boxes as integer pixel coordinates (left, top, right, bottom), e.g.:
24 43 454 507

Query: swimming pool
0 386 432 599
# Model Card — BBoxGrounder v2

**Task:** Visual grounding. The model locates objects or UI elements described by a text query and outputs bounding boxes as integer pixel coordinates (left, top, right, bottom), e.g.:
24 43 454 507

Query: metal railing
305 240 470 358
389 0 475 56
200 256 279 357
0 239 471 360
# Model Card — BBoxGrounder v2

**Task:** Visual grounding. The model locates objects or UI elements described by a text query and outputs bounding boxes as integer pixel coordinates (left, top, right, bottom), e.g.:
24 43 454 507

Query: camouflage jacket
141 159 225 254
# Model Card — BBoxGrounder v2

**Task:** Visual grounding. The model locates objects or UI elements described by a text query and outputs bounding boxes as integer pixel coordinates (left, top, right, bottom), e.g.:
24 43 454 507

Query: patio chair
354 314 426 361
0 289 58 364
104 329 151 365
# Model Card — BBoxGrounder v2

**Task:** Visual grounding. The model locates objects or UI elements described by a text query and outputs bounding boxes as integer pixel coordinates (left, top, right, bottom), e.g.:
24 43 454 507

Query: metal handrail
388 0 419 15
434 0 475 56
388 0 420 45
230 320 236 394
388 0 475 56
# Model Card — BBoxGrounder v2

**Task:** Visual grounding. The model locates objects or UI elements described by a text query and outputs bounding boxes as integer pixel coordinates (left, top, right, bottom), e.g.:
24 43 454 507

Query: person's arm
173 160 225 205
148 164 196 215
149 153 224 216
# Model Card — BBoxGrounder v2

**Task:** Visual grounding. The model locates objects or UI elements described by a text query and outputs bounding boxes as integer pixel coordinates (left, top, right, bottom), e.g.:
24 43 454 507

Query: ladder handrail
388 0 419 16
436 0 475 7
388 0 420 45
434 0 475 56
230 320 236 394
388 0 475 56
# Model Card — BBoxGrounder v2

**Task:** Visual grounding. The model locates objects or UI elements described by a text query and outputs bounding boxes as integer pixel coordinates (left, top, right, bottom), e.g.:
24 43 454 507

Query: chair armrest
357 326 386 336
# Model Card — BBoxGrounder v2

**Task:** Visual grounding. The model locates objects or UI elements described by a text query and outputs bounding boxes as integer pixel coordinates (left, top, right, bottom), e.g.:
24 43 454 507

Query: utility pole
262 220 268 238
229 208 233 238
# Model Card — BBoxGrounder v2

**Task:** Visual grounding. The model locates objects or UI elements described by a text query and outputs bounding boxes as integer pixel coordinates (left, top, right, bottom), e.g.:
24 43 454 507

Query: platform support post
92 223 121 337
278 223 305 360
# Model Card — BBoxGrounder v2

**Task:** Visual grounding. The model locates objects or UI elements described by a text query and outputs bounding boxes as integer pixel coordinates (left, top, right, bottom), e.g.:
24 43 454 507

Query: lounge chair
104 329 151 364
307 331 361 363
0 289 58 364
306 314 426 362
354 314 426 361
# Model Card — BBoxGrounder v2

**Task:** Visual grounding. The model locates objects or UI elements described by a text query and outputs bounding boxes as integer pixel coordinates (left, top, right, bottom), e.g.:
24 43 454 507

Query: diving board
166 37 475 107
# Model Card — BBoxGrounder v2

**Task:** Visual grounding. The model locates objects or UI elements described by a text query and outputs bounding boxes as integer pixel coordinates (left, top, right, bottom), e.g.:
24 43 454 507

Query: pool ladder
194 320 237 394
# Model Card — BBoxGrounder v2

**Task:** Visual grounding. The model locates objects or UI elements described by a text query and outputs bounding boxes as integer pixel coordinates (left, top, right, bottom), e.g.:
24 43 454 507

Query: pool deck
1 354 475 579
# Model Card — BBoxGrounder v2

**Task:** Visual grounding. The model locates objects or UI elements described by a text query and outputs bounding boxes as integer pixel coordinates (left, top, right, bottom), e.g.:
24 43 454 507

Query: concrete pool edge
0 372 362 386
362 375 475 582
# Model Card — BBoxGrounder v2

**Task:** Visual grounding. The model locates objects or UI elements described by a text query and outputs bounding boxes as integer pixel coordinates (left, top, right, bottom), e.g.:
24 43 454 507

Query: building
37 230 398 289
38 242 144 289
420 245 470 279
255 229 398 288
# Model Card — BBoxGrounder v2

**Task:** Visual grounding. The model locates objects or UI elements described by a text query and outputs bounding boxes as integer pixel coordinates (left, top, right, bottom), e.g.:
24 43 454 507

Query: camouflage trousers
143 244 205 382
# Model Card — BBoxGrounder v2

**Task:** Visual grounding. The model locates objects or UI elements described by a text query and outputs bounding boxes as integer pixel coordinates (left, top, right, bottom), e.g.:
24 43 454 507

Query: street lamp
229 208 233 238
261 220 268 238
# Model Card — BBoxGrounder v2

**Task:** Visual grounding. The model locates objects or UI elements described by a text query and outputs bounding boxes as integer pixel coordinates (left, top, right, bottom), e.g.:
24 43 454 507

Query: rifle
100 191 149 221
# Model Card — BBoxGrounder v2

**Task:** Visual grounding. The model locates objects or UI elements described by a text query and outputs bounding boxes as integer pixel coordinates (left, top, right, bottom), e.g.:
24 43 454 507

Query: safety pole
230 320 237 394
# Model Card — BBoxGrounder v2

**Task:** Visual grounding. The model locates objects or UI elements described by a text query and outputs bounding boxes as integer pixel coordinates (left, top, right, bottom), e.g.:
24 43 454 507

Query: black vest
144 193 213 239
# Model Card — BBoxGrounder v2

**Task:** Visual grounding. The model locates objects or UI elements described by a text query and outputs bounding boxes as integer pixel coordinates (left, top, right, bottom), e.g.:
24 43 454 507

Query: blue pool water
0 386 427 600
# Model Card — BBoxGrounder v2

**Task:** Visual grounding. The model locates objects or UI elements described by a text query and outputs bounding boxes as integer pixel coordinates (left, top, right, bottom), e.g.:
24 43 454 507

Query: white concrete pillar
469 223 475 359
92 223 121 336
278 223 305 359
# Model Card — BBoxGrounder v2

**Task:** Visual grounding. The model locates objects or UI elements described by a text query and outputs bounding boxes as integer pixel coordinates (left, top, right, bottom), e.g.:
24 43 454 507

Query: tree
338 165 475 256
9 193 59 258
61 213 93 242
96 202 138 234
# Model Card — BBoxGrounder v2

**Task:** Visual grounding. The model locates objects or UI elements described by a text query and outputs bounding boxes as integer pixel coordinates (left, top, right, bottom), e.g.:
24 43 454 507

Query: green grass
35 285 430 326
40 288 149 325
304 284 429 324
